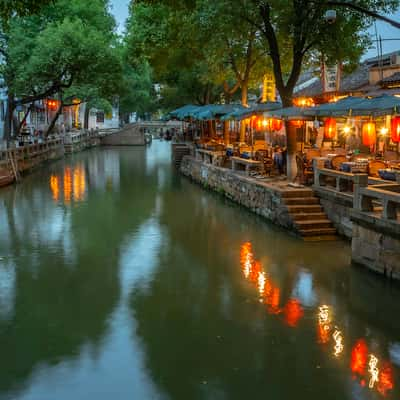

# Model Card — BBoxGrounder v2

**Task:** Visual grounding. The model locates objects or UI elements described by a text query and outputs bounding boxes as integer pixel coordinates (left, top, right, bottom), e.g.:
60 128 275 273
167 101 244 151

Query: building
294 50 400 103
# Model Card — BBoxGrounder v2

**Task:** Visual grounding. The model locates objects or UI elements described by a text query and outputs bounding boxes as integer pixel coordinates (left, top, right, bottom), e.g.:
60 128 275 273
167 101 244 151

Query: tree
239 0 399 178
0 0 53 20
1 0 121 139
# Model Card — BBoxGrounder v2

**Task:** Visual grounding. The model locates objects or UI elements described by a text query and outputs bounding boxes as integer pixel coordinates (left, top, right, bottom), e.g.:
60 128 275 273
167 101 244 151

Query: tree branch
327 1 400 29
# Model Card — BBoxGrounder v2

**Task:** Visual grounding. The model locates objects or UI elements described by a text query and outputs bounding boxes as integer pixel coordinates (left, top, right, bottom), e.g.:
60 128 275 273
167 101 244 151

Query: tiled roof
381 72 400 85
295 63 370 97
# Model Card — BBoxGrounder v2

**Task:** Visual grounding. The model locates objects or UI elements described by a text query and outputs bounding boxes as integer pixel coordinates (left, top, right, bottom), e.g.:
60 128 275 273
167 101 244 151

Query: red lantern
391 116 400 143
290 120 303 128
271 119 283 131
324 118 336 139
362 122 376 146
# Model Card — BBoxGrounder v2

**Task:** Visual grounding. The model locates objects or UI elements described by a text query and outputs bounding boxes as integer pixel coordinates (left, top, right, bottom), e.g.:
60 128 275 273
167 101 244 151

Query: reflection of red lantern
391 116 400 142
351 339 368 377
324 117 336 139
362 122 376 146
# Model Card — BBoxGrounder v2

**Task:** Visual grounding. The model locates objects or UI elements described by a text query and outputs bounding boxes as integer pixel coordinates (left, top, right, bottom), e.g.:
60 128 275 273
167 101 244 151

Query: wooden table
196 149 225 165
231 156 262 175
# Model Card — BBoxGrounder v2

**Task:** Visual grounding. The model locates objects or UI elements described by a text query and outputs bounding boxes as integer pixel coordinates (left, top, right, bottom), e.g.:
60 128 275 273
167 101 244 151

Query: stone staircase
172 144 191 169
282 189 337 241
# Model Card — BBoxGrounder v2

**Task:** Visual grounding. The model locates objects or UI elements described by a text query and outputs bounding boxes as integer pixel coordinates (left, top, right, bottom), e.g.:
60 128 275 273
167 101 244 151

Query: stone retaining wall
180 156 295 230
313 187 354 239
351 211 400 279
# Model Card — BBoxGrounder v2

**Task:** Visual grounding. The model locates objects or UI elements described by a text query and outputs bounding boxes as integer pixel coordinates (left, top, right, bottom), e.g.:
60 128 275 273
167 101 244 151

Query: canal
0 141 399 400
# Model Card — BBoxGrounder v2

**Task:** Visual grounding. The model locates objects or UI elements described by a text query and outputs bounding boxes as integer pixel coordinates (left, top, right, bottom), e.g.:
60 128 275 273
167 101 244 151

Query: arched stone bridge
99 121 182 146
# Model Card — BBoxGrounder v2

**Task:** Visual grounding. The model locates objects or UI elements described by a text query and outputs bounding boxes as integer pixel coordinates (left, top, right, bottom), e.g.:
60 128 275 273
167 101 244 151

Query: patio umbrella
264 106 314 120
350 94 400 116
303 96 367 117
221 102 282 121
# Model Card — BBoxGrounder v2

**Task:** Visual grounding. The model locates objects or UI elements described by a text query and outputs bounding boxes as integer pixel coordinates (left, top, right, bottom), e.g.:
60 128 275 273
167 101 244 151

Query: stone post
353 174 369 210
313 159 325 187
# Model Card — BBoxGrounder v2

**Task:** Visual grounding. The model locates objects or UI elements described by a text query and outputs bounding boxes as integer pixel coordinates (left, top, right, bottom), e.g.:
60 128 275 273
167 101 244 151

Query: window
96 112 104 123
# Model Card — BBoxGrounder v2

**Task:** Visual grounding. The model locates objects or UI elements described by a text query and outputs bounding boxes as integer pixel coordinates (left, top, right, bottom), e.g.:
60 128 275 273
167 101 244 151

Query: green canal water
0 141 399 400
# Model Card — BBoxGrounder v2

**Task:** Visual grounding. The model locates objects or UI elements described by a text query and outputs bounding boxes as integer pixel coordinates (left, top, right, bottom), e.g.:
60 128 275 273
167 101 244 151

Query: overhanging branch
327 1 400 29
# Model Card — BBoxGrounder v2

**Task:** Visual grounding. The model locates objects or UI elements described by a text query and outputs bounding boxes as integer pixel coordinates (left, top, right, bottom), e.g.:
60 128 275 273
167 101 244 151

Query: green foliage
3 0 121 107
0 0 53 20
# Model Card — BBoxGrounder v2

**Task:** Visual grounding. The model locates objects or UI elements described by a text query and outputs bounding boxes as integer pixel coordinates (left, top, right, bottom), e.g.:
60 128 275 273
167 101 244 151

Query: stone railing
0 138 64 160
354 177 400 220
314 165 367 195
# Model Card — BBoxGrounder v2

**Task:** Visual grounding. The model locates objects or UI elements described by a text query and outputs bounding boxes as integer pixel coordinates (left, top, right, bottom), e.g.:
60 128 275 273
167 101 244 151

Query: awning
303 96 367 117
221 102 282 121
264 106 314 120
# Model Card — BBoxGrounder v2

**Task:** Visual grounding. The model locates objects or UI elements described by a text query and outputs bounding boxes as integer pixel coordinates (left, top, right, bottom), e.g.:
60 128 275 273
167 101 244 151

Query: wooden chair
331 155 347 170
368 160 386 177
255 150 273 176
305 149 321 162
295 154 314 185
384 151 399 161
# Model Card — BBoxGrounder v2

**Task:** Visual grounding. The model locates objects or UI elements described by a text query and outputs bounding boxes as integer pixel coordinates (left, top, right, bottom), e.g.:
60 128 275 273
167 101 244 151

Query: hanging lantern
324 118 336 139
391 116 400 143
290 120 303 128
271 119 283 131
362 122 376 146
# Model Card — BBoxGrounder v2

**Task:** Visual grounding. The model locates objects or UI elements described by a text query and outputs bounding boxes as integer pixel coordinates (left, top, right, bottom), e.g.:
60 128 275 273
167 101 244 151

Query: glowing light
333 329 344 357
49 175 60 201
63 168 72 204
362 122 376 146
318 305 331 344
380 127 388 136
258 272 266 296
324 118 336 139
294 97 315 107
343 126 351 134
391 116 400 142
368 354 379 389
240 242 253 279
283 299 304 327
262 119 268 128
351 339 368 377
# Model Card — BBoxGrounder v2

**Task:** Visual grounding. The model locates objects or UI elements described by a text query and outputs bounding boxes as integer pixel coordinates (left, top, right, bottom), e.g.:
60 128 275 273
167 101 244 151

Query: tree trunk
45 103 63 137
4 93 14 142
239 84 249 143
18 105 32 134
285 121 298 181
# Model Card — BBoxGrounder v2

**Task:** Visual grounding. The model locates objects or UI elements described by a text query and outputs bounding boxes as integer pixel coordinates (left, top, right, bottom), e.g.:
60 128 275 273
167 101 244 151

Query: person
273 146 284 175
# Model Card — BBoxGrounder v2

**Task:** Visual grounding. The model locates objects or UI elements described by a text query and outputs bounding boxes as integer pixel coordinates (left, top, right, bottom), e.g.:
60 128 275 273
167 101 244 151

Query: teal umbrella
304 96 367 117
350 94 400 116
264 106 314 120
221 102 282 121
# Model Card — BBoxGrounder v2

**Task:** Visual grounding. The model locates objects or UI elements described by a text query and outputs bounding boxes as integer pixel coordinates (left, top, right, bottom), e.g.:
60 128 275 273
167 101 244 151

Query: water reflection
240 241 395 398
240 242 303 325
50 163 86 204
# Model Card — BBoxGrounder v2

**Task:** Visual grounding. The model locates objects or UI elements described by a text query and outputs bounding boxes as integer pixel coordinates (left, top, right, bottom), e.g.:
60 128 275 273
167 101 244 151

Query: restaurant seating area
170 95 400 186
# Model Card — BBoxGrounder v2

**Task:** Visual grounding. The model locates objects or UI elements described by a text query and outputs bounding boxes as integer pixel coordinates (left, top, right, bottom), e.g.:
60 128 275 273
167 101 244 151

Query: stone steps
284 197 320 205
280 190 314 198
298 227 337 237
291 212 328 221
286 204 323 213
284 191 338 241
295 219 333 230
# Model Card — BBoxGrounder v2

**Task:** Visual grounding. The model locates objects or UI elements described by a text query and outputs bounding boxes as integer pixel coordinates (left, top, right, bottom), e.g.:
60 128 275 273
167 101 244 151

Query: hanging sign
322 63 341 93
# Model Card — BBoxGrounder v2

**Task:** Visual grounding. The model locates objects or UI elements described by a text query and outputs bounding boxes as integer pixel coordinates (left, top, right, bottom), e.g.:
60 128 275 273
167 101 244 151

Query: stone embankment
180 156 337 240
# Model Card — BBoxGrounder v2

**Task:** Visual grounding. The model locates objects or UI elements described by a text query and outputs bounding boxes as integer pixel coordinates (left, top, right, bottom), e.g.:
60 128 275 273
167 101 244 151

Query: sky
109 1 400 59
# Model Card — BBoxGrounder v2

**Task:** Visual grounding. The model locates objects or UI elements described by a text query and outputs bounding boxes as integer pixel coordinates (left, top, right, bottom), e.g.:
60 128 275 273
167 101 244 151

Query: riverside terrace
171 100 400 279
